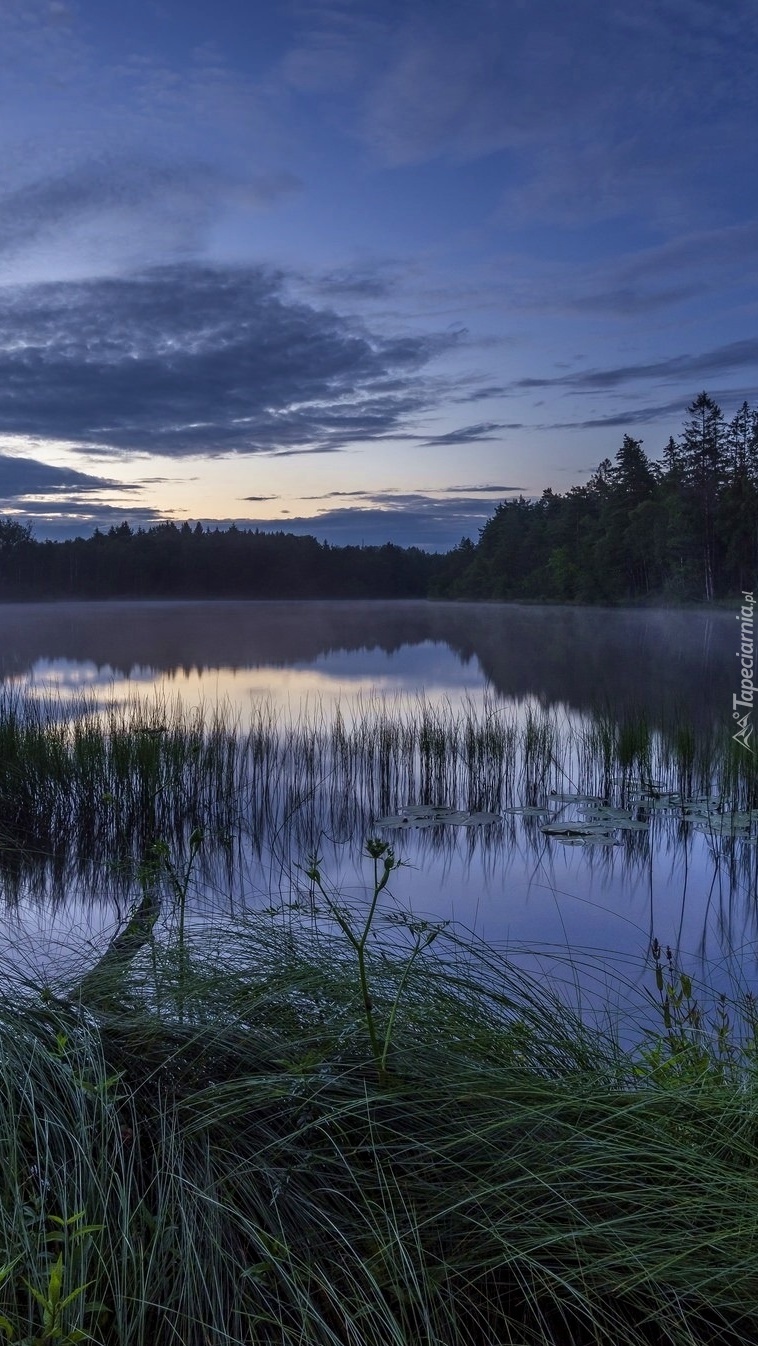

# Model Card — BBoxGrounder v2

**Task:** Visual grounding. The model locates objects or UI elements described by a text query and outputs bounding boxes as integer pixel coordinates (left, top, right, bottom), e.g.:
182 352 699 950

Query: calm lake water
0 599 754 1021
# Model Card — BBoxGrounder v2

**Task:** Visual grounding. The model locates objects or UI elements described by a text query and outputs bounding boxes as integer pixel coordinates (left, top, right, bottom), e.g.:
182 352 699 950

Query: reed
0 687 755 902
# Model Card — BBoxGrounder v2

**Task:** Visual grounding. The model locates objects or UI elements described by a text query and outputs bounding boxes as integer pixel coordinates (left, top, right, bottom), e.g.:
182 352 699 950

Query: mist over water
0 599 753 1017
0 599 737 724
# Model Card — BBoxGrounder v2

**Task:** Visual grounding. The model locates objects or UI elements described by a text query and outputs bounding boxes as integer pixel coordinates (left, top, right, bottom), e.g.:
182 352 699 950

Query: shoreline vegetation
2 694 758 1340
1 393 757 606
3 844 758 1345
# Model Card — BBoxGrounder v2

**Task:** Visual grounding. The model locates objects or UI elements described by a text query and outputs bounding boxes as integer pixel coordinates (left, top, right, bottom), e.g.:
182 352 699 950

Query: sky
0 0 757 549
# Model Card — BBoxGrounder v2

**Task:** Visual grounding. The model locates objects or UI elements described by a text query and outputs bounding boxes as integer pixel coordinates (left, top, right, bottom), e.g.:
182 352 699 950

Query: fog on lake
0 599 753 1020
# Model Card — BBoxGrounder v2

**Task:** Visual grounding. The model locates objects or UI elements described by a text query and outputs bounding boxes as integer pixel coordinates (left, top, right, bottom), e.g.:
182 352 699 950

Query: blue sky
0 0 757 547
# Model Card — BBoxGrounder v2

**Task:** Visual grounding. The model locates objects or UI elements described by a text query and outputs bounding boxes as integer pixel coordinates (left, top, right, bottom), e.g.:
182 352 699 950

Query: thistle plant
304 838 443 1085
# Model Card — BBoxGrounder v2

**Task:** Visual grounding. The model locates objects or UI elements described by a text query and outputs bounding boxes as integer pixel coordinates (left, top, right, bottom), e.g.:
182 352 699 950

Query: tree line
436 392 758 602
0 518 440 599
0 393 754 604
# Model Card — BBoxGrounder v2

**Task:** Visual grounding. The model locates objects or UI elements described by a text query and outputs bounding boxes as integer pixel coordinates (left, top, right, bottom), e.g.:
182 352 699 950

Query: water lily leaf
373 806 499 829
639 793 681 809
450 811 501 826
584 808 650 831
503 805 556 817
540 823 621 845
691 817 755 838
373 805 459 827
540 822 616 838
555 834 621 846
413 811 470 828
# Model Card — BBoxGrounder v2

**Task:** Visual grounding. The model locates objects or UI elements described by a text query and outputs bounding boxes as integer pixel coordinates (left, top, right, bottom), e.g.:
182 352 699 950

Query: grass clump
1 845 758 1345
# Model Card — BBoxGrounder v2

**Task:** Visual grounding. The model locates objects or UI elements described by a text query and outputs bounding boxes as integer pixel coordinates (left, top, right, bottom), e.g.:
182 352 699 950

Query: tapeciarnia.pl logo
733 590 755 752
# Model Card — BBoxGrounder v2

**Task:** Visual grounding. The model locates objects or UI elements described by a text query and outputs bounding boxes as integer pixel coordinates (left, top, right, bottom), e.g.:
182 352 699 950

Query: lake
0 599 754 1022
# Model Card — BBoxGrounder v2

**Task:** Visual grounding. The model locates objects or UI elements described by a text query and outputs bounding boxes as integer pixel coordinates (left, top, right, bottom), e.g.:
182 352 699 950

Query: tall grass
2 853 758 1346
0 687 757 907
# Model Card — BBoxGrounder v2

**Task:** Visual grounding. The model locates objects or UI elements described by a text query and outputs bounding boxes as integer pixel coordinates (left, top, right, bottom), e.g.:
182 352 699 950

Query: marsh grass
2 688 758 906
2 859 758 1346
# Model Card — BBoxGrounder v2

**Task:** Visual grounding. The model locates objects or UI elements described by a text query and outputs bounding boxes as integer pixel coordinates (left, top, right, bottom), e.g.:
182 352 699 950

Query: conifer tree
679 392 725 600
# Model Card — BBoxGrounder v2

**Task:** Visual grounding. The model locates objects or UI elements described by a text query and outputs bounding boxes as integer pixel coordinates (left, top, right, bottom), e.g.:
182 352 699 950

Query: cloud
511 339 758 393
441 489 525 500
239 494 279 501
303 485 523 506
291 0 758 231
0 263 462 456
522 220 758 321
0 449 162 537
0 453 136 499
257 446 343 458
0 158 306 283
196 485 527 549
539 401 693 431
0 160 224 274
537 386 758 433
302 489 371 499
456 384 513 404
225 497 496 550
311 267 398 300
417 421 513 446
4 501 166 541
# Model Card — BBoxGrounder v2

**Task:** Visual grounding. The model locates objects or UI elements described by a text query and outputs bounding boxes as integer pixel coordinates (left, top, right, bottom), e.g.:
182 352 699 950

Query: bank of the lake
2 884 758 1346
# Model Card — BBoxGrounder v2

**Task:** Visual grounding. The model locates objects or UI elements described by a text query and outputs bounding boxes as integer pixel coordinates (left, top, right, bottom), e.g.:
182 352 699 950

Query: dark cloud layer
19 487 513 549
513 338 758 393
418 421 511 447
0 264 460 457
227 498 495 551
0 453 135 499
444 482 521 493
0 451 164 538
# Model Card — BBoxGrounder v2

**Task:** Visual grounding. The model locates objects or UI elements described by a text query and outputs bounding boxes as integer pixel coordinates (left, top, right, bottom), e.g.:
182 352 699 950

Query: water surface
0 599 752 1018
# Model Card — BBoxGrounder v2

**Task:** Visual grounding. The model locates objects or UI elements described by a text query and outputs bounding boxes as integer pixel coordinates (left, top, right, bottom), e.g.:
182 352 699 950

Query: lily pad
372 805 499 829
449 810 501 826
540 821 620 846
690 817 756 839
503 805 556 817
555 834 621 847
540 821 618 838
583 808 650 831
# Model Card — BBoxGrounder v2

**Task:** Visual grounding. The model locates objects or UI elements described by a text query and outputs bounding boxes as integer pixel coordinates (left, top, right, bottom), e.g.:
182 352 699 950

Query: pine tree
720 400 758 591
679 392 726 600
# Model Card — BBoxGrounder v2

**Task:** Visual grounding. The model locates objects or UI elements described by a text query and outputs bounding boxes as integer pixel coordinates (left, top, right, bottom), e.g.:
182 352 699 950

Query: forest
0 393 755 603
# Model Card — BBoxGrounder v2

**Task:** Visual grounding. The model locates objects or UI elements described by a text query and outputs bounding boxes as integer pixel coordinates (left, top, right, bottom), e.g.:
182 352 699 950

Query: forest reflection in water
0 597 737 726
0 624 755 1016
